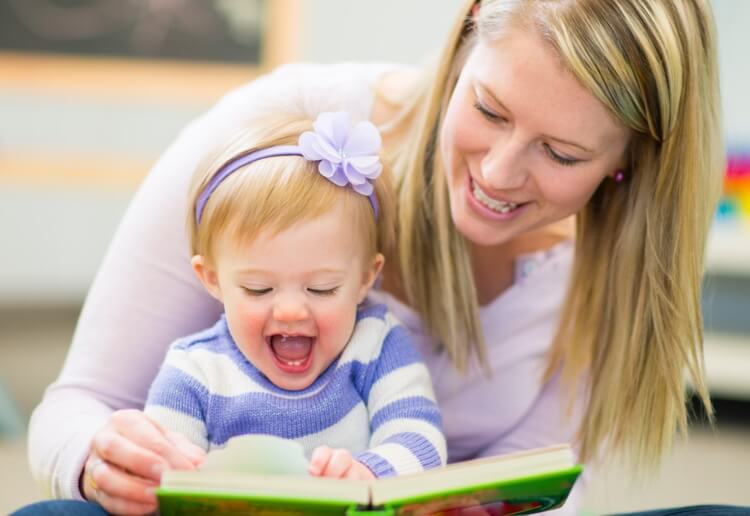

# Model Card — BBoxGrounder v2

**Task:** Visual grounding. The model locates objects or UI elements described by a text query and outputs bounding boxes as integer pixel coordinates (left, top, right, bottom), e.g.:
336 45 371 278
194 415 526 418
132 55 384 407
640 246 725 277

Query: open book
157 436 582 515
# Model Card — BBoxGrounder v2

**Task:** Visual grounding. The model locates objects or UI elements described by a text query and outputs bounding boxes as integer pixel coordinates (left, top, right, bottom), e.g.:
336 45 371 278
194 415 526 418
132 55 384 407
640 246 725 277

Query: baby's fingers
309 446 333 476
320 449 354 478
344 461 376 481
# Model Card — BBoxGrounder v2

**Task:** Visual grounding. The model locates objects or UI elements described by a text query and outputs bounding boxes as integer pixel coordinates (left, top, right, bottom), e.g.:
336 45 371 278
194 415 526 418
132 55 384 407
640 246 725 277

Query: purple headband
195 111 383 224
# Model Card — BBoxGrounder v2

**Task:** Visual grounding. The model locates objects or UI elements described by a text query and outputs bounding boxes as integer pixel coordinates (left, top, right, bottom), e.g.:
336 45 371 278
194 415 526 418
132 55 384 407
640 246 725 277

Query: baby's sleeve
144 344 210 451
355 316 447 477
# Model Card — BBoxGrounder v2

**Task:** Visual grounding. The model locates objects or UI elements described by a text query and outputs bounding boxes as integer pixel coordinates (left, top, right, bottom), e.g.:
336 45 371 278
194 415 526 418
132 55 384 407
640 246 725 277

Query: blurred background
0 0 748 514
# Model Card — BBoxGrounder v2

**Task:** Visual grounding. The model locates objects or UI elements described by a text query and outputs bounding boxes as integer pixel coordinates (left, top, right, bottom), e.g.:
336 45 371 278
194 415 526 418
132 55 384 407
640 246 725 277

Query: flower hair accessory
195 111 382 224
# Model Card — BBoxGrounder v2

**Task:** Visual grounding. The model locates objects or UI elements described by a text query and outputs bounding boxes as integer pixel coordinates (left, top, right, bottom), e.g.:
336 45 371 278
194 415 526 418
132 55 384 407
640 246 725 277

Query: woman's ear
358 253 386 303
191 255 223 302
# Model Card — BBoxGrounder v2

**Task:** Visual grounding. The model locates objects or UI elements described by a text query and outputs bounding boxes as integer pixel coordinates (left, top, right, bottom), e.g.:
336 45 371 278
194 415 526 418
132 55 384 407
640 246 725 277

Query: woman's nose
272 294 309 322
479 135 529 191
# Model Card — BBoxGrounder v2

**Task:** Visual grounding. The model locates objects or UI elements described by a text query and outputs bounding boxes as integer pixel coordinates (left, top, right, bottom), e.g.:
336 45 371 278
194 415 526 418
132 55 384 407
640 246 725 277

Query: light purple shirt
28 62 585 514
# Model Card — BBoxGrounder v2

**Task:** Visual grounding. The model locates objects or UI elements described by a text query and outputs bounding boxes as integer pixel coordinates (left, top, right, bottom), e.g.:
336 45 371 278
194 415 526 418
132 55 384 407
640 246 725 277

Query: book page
161 436 370 504
200 435 310 476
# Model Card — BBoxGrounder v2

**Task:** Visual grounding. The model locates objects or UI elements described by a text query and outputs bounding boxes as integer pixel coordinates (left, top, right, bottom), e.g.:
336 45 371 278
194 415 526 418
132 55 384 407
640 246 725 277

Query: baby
144 111 446 480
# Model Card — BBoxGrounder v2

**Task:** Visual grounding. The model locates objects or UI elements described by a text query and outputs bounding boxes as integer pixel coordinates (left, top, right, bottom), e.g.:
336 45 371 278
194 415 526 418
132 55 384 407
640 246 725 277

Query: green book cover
156 438 582 515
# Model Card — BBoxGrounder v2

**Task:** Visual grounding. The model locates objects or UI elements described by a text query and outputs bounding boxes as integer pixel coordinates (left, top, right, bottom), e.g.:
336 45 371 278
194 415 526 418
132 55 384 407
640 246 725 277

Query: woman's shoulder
370 66 421 122
211 62 413 122
172 62 414 157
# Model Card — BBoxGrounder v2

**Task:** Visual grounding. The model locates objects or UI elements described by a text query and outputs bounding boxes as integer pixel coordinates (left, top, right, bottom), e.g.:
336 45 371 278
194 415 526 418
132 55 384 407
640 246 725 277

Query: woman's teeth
472 181 519 213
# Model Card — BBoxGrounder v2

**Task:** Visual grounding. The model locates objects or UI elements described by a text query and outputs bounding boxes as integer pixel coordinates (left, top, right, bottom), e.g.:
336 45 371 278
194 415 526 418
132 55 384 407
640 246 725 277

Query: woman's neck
380 220 574 308
470 218 575 305
470 244 516 306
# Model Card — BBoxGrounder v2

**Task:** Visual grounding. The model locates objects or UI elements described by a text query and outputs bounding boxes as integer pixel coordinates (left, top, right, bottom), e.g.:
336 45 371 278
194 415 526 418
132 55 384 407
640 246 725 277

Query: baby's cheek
229 312 266 353
317 310 357 353
244 313 265 334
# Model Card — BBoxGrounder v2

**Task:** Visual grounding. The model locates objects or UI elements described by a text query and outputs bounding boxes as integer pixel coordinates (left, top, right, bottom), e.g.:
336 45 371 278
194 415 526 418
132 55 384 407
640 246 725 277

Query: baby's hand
309 446 375 480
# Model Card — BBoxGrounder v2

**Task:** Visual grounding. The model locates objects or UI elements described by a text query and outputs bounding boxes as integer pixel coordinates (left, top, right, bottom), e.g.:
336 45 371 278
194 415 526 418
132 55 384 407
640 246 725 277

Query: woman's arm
27 63 332 500
27 61 402 502
28 112 224 499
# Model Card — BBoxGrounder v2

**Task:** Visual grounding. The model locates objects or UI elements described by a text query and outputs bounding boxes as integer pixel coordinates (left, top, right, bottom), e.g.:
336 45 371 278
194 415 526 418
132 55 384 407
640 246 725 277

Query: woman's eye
544 144 580 167
243 287 272 296
308 287 339 296
473 101 504 123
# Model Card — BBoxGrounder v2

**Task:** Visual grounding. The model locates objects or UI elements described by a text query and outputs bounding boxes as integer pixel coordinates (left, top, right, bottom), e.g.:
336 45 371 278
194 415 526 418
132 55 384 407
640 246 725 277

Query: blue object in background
716 196 740 221
0 380 24 439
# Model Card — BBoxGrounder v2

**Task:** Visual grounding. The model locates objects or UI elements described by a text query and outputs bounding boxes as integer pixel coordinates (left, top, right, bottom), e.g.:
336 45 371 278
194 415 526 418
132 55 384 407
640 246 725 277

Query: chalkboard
0 0 266 64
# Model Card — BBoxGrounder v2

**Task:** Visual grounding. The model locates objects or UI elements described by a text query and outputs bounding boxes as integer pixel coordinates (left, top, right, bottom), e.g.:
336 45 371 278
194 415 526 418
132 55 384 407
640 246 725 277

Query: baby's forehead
218 211 370 261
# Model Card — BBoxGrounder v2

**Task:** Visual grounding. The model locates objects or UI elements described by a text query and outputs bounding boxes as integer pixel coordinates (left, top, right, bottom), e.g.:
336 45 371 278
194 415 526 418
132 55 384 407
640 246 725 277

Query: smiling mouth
470 178 525 213
268 334 314 372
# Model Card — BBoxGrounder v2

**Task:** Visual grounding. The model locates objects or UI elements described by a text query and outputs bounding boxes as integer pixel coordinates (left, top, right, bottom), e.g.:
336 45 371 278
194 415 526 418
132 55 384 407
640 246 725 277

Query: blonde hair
188 115 394 266
387 0 723 468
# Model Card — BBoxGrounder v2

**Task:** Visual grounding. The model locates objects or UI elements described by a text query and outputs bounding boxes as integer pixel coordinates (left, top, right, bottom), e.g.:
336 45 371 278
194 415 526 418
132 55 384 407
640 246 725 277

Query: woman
17 1 746 514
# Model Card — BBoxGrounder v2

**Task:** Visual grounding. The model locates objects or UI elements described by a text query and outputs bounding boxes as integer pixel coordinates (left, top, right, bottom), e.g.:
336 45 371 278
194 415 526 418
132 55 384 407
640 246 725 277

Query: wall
0 0 462 305
1 0 749 329
713 0 750 144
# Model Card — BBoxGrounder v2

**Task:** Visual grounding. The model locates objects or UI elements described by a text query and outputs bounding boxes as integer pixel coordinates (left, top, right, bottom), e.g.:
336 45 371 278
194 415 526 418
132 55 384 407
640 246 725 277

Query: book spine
346 505 394 515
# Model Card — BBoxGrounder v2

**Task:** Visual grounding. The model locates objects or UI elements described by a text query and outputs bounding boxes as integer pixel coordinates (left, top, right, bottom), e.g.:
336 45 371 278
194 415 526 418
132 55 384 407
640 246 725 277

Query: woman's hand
308 446 375 481
81 409 206 515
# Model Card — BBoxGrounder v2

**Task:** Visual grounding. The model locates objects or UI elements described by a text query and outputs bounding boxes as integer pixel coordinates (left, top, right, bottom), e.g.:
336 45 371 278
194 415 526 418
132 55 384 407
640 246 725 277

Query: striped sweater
144 302 446 478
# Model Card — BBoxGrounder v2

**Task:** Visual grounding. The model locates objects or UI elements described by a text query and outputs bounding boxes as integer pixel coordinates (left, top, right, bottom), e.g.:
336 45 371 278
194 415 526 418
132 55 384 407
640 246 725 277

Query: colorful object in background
717 151 750 225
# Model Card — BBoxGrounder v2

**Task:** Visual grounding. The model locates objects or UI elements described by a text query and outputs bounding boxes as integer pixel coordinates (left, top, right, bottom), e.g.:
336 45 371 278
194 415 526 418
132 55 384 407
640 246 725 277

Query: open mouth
468 177 529 219
470 178 526 213
267 334 314 373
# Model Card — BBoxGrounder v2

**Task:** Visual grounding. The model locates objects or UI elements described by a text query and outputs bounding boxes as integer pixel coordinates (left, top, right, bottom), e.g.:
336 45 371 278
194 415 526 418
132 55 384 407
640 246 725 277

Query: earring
614 170 625 183
471 1 480 19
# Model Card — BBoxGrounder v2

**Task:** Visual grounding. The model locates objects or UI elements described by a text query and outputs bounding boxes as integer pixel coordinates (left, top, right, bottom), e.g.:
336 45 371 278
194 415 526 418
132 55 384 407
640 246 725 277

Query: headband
195 111 383 224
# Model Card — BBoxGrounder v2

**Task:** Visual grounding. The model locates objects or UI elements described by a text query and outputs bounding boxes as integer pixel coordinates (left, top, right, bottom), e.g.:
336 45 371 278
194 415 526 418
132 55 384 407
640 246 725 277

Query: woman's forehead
466 30 630 153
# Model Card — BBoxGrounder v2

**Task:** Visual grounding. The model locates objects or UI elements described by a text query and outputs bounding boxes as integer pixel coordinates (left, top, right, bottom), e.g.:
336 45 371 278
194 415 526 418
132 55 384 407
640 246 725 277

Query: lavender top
28 62 584 515
144 305 446 478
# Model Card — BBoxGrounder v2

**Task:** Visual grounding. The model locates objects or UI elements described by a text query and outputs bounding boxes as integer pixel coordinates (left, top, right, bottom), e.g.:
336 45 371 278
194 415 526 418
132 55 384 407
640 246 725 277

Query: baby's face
204 199 380 391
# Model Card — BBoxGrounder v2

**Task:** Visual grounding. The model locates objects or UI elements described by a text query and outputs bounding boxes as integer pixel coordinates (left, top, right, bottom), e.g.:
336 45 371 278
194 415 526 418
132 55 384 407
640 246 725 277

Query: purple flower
298 111 382 196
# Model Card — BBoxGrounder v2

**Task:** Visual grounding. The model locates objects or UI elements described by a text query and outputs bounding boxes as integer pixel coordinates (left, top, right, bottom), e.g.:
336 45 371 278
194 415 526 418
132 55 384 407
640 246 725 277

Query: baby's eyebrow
304 270 349 281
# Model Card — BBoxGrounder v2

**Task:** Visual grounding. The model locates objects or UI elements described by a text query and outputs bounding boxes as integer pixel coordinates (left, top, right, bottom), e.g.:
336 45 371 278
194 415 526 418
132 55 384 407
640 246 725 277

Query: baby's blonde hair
188 115 394 266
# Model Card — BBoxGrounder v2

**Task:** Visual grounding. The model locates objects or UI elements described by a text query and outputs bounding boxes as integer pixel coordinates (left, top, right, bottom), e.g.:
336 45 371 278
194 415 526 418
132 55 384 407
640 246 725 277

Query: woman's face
440 26 631 247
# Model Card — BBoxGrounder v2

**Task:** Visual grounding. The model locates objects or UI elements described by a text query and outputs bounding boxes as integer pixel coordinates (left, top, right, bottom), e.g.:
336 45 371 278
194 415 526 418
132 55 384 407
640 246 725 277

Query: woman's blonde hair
387 0 723 468
188 114 394 266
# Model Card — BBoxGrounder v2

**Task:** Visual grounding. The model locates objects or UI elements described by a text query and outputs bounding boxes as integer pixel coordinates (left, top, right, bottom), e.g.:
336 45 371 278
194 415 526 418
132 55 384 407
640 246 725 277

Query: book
156 435 582 515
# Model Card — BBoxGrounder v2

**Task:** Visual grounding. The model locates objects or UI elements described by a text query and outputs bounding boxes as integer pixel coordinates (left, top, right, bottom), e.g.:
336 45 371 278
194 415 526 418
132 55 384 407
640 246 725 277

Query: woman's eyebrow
546 136 595 154
475 82 596 155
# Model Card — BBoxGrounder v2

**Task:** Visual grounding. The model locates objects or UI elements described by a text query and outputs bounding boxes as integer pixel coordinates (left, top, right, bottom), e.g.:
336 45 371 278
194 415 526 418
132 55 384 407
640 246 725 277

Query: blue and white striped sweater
145 302 446 478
